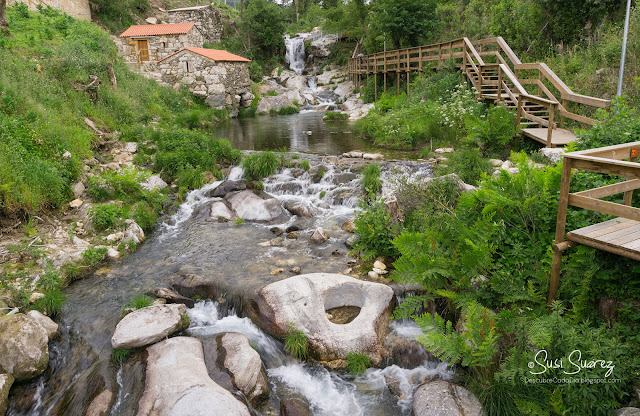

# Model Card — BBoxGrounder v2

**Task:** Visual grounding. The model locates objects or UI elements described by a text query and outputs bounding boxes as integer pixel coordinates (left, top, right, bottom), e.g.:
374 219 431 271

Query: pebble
373 260 386 270
271 268 285 275
368 271 379 280
290 266 301 274
69 199 83 208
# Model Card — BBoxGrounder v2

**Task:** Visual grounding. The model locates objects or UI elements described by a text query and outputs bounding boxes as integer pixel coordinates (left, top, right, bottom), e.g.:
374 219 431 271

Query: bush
283 323 308 359
275 106 300 115
435 149 493 186
300 159 311 171
361 164 382 194
465 105 519 158
323 111 349 121
346 352 371 376
241 152 278 180
352 197 399 261
89 204 124 231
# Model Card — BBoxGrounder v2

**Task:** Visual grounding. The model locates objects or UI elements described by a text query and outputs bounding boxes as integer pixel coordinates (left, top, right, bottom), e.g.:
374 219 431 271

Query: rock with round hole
252 273 394 365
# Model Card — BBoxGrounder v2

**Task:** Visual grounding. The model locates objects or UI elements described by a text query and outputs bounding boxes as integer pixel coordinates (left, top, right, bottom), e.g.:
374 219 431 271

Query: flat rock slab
253 273 394 364
111 304 188 349
413 380 482 416
0 314 49 381
138 336 251 416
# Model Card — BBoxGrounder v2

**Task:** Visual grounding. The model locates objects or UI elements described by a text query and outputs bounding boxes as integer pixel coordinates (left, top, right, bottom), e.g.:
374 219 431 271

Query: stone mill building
167 5 223 44
119 23 204 65
157 48 253 116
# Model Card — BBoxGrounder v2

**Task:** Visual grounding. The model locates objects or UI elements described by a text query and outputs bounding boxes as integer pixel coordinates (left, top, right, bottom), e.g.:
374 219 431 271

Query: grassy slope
0 5 228 217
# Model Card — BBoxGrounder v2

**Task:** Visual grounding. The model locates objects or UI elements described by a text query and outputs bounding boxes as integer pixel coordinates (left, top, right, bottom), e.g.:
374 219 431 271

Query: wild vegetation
0 5 238 314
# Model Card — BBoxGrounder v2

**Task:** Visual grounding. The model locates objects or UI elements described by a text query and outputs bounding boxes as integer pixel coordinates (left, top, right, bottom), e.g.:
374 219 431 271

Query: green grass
0 6 230 217
283 323 308 360
241 152 279 180
346 352 371 376
276 106 300 115
361 164 382 194
127 294 153 310
323 111 349 121
300 159 311 171
234 218 244 225
111 348 133 365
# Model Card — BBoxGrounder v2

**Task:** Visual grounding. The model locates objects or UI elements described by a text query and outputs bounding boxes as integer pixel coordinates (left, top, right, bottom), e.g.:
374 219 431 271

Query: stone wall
157 50 253 116
8 0 90 20
168 6 222 44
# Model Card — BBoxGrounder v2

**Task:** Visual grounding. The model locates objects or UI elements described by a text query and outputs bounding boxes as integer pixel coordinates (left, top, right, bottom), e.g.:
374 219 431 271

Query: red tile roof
158 47 251 63
120 23 196 38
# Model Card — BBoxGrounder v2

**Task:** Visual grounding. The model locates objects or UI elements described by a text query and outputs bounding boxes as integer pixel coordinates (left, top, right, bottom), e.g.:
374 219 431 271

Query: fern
392 294 435 319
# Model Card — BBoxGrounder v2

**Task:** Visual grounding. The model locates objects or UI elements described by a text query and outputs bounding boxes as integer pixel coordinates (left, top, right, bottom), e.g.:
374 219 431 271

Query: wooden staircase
348 37 610 148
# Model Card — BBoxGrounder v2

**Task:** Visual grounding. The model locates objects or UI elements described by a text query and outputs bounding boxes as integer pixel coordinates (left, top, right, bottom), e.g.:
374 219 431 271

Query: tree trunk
293 0 299 22
0 0 8 29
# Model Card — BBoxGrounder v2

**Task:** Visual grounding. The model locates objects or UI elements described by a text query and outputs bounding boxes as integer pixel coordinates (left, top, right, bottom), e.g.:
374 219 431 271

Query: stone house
167 5 223 44
119 23 204 65
157 48 253 116
8 0 90 20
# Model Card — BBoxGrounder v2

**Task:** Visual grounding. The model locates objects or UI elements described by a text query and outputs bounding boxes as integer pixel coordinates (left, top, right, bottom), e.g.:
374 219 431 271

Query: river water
6 114 447 416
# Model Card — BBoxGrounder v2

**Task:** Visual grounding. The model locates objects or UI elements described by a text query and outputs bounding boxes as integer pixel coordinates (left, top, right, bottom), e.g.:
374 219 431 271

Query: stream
6 114 449 416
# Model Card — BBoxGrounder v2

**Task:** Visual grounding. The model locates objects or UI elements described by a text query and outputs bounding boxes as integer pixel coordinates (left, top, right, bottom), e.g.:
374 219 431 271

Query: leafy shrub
300 159 311 171
81 247 107 267
361 164 382 194
89 204 124 231
132 201 158 231
352 197 399 261
465 105 519 158
176 110 202 130
283 323 308 360
435 149 493 186
241 152 278 180
323 111 349 121
346 352 371 376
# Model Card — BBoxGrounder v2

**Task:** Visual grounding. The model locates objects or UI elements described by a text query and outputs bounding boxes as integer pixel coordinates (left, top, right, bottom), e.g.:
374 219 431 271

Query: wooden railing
349 36 609 147
549 142 640 303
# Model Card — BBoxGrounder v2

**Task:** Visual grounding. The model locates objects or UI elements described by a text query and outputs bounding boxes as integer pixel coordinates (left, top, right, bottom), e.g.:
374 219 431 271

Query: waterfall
285 35 306 75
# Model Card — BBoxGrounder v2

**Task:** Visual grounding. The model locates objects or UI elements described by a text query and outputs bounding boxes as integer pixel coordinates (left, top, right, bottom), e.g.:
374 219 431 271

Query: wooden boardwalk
348 37 610 148
549 142 640 304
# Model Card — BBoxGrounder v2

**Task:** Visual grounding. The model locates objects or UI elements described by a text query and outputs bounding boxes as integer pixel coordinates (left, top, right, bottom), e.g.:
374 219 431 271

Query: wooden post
374 72 377 100
407 71 410 96
396 72 400 95
477 66 483 100
625 155 639 205
497 65 502 103
384 72 386 93
516 95 523 129
548 158 573 305
462 44 467 83
546 103 556 148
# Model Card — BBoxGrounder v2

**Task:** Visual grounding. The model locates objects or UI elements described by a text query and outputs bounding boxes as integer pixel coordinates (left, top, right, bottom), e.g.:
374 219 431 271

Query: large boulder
138 337 251 416
210 201 236 221
225 190 288 223
252 273 394 364
284 74 308 91
0 314 50 381
111 304 189 349
219 333 269 405
0 374 14 416
257 96 295 114
283 201 313 218
413 381 483 416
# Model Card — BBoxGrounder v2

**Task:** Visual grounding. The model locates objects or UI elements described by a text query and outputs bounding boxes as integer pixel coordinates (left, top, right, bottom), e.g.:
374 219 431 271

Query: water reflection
214 112 418 159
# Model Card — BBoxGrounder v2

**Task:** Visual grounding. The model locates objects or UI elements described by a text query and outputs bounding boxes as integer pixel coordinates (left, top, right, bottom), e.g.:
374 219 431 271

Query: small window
186 61 190 73
162 42 166 49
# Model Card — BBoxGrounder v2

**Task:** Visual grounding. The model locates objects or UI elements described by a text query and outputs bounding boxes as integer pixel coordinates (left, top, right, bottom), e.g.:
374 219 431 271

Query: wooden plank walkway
522 128 576 146
348 37 609 148
567 217 640 261
549 142 640 304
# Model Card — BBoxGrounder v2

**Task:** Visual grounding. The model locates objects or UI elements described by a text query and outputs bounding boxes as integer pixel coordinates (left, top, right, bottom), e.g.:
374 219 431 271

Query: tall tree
240 0 285 58
0 0 8 29
371 0 437 50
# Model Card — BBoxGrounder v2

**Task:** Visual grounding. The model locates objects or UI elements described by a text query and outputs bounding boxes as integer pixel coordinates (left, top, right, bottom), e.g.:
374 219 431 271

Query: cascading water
285 35 306 75
185 300 454 416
